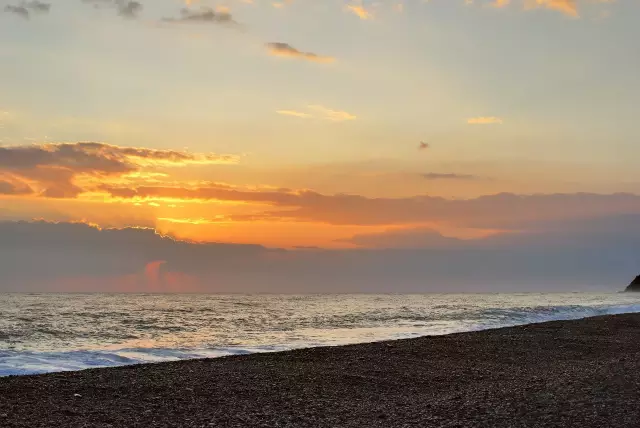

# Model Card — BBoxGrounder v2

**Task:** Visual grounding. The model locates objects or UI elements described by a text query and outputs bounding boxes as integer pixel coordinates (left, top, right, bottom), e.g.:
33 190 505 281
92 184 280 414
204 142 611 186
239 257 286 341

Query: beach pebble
3 314 640 428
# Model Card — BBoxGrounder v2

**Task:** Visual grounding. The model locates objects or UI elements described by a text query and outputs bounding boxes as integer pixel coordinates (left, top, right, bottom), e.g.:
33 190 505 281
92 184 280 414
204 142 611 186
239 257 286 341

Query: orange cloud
157 216 228 225
98 182 640 229
0 142 237 198
525 0 578 16
345 4 374 20
265 43 335 63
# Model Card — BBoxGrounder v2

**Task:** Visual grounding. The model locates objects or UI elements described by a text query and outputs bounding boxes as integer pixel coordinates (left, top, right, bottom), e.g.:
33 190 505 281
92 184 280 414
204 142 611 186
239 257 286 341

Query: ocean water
1 293 640 376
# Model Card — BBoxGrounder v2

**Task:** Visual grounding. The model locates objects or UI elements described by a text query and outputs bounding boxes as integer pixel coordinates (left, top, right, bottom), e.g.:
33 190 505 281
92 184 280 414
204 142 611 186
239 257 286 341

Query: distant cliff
625 275 640 292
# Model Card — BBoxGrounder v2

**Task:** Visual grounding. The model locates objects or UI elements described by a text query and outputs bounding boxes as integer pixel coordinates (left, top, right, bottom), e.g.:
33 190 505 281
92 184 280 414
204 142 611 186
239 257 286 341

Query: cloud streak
467 116 503 125
276 110 312 119
422 173 480 180
277 105 356 121
163 7 237 24
117 0 142 18
3 1 50 19
525 0 578 17
98 182 640 230
265 43 335 63
307 105 356 121
345 3 374 20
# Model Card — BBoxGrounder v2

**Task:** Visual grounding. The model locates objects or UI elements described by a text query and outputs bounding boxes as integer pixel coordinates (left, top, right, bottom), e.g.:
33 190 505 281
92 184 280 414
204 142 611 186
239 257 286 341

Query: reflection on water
1 293 640 375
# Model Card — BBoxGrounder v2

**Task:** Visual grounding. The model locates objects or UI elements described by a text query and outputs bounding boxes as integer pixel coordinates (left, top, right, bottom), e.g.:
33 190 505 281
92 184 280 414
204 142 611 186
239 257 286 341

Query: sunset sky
1 0 639 291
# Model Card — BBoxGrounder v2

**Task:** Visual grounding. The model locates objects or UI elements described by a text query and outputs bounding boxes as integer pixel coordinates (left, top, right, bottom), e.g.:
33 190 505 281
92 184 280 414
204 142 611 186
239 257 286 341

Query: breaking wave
1 293 640 376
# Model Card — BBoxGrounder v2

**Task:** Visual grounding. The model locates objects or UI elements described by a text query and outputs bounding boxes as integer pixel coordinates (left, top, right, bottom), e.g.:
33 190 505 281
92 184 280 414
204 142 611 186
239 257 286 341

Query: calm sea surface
1 293 640 376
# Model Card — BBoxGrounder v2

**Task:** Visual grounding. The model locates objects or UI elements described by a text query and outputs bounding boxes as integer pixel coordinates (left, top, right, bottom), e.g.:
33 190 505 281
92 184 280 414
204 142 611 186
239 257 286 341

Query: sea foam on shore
2 292 640 376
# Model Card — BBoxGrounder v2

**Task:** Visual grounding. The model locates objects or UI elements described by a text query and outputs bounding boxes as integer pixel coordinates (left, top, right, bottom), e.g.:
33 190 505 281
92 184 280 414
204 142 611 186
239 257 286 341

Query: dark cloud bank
1 218 639 293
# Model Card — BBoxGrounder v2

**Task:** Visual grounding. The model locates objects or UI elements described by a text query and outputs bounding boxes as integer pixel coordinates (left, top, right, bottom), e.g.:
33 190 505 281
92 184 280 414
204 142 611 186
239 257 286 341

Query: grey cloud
340 214 640 250
163 7 236 25
0 180 33 195
0 142 235 199
265 43 335 63
101 184 640 229
82 0 142 19
339 227 464 249
26 0 49 12
1 219 638 293
3 5 29 19
228 191 640 228
4 1 50 19
117 1 142 18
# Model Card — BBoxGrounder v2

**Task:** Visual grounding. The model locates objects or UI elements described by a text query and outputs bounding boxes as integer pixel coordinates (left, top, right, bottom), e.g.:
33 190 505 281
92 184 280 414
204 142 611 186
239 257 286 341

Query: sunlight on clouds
467 116 503 125
307 105 357 122
157 216 230 225
345 3 374 20
265 43 336 63
524 0 578 16
155 218 397 248
276 106 356 121
0 142 239 199
276 110 312 118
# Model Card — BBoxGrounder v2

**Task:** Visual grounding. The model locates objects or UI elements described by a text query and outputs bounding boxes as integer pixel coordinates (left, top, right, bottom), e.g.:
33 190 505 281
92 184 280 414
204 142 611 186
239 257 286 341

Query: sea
1 292 640 377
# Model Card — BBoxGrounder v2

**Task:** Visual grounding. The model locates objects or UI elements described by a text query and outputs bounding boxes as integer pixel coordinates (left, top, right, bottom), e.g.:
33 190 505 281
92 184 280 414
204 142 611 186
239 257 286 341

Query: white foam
2 295 640 376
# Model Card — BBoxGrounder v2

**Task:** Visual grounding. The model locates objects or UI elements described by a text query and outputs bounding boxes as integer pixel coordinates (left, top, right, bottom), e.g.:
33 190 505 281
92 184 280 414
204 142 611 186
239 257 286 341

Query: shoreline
2 313 640 427
4 301 640 378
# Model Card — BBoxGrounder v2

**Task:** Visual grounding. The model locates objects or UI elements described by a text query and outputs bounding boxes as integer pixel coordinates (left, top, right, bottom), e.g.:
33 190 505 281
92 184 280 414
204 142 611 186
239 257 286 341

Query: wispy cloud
117 1 142 18
157 217 228 225
422 173 480 180
82 0 144 20
265 43 335 63
525 0 578 17
276 106 356 121
345 3 374 20
467 116 503 125
470 0 582 16
163 7 237 24
276 110 313 119
3 1 50 19
307 105 356 121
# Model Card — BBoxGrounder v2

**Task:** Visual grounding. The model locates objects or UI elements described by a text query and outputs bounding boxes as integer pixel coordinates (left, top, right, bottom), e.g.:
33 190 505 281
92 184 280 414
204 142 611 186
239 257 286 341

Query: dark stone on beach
625 275 640 292
3 314 640 427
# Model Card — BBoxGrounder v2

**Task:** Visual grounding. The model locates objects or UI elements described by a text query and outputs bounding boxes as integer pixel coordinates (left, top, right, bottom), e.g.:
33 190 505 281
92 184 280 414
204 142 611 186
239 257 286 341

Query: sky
1 0 639 291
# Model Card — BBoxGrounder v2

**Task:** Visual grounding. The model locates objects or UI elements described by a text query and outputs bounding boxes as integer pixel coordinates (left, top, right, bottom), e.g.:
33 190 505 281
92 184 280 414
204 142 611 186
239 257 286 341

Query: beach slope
2 313 640 427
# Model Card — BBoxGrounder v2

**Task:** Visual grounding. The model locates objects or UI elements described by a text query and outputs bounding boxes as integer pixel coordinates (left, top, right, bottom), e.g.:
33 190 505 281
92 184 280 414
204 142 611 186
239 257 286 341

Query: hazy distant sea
1 293 640 376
